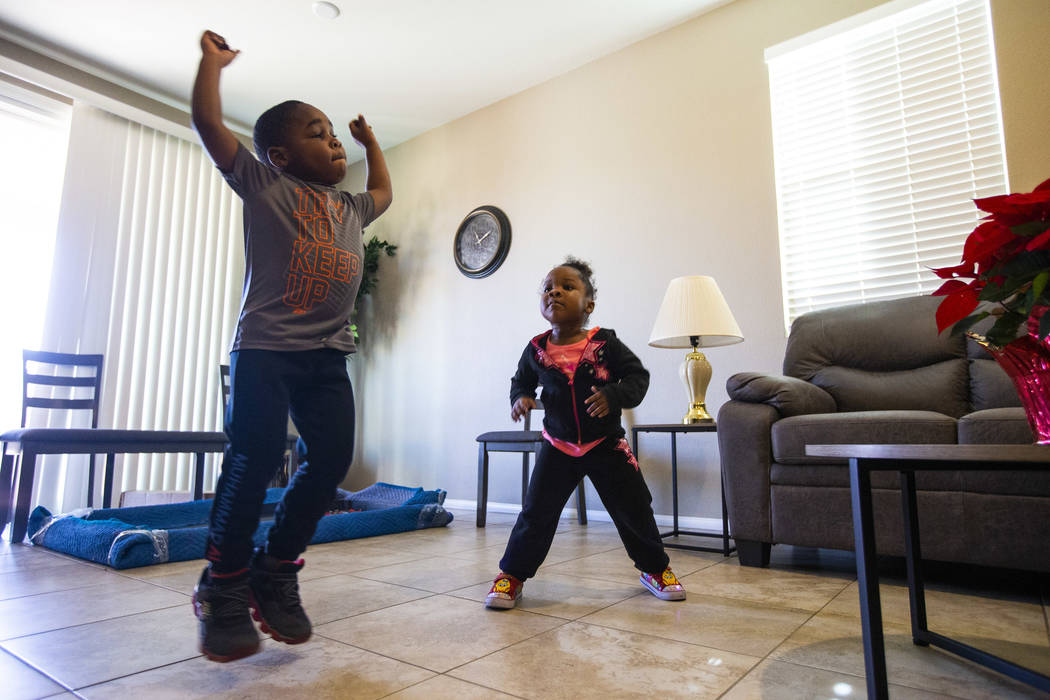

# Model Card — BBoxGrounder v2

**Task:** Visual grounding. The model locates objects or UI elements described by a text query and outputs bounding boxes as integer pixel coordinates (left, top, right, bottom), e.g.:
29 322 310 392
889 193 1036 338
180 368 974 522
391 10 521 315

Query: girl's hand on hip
584 386 609 418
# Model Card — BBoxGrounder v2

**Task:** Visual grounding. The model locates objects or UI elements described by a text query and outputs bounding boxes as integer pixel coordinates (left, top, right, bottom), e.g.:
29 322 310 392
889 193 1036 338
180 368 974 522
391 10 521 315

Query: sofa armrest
717 400 780 543
727 372 837 418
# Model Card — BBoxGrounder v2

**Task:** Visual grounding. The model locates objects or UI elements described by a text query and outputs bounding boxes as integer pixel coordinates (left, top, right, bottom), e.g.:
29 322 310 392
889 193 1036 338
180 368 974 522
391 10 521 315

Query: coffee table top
807 443 1050 464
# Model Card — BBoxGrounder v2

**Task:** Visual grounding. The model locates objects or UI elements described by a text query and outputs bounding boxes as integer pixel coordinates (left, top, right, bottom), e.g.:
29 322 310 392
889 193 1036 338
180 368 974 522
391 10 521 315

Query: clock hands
477 230 492 244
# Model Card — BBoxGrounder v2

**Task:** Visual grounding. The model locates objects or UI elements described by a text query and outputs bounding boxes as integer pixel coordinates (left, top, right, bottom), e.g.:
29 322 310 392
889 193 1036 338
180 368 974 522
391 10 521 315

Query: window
766 0 1007 329
0 75 71 429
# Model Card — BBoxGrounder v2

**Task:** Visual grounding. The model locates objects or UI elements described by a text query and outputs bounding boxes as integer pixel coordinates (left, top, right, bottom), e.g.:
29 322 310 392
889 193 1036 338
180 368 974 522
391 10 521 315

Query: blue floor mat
27 483 452 569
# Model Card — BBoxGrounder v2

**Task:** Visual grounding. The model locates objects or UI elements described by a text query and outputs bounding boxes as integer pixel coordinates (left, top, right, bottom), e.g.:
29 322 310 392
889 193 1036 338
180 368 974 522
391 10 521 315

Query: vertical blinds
38 103 243 512
106 121 242 496
766 0 1007 329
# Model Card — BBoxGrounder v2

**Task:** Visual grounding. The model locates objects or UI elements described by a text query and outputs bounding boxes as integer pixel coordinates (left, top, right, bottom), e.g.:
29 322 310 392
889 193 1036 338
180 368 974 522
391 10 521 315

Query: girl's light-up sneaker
485 573 523 609
640 567 686 601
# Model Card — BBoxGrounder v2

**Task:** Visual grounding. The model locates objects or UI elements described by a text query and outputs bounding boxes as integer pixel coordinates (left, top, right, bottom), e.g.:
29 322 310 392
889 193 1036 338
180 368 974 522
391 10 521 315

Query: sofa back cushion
783 296 971 417
966 336 1022 411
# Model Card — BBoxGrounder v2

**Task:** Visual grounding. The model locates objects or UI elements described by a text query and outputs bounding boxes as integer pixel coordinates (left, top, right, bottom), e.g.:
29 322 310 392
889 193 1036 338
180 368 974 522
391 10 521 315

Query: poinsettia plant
931 177 1050 347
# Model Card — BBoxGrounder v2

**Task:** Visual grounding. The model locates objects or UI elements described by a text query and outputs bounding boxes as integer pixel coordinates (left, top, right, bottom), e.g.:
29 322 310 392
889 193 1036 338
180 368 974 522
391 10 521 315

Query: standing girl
486 257 685 608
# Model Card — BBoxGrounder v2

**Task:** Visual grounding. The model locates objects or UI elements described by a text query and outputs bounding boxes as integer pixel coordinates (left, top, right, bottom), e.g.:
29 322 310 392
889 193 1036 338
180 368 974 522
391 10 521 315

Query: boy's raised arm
349 115 393 217
192 30 241 171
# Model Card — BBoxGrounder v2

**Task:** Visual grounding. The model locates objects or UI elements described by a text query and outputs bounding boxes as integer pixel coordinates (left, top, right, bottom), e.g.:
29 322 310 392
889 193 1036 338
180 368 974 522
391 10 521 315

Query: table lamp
649 276 744 423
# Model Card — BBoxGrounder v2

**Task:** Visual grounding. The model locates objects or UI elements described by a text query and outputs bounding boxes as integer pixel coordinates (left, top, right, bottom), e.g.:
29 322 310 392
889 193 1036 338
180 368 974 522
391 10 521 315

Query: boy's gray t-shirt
221 143 376 354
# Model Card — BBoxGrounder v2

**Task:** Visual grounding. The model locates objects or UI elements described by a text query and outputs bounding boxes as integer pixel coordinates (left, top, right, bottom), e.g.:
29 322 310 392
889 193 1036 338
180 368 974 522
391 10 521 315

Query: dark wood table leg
193 453 205 501
102 453 116 509
476 443 489 527
850 457 889 700
0 451 14 532
11 450 38 543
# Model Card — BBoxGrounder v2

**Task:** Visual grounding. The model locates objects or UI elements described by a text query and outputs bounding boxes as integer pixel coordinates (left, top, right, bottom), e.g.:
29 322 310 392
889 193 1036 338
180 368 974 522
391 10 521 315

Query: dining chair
475 398 587 527
218 363 298 487
1 350 105 529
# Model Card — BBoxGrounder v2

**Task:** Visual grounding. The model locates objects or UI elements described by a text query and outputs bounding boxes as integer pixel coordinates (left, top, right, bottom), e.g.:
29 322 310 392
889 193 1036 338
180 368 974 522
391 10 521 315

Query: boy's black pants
206 348 355 574
499 438 669 581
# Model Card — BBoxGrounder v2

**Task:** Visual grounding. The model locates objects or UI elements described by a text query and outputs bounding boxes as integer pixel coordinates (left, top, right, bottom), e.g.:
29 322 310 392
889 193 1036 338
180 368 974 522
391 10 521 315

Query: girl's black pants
499 437 669 580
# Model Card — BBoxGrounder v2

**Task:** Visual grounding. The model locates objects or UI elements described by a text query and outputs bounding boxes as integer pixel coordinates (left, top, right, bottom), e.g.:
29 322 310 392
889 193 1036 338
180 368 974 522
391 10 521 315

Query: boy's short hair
253 100 304 163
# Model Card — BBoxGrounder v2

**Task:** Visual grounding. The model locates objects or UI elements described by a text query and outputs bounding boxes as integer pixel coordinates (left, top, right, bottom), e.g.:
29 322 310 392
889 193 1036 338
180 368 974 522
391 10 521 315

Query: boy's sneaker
640 567 687 601
248 551 312 644
485 573 523 609
193 567 261 662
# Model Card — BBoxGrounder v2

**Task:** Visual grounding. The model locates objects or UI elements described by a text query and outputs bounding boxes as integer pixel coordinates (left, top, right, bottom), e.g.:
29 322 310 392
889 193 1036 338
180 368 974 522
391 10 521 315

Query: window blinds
766 0 1007 328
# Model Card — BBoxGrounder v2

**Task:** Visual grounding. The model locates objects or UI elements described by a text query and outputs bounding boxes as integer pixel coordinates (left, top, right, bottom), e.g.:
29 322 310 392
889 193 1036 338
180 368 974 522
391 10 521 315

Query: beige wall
347 0 1050 520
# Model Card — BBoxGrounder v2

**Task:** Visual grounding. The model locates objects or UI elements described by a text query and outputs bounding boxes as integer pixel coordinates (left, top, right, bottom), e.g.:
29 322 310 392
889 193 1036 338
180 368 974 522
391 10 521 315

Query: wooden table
806 443 1050 699
631 422 734 556
1 428 229 543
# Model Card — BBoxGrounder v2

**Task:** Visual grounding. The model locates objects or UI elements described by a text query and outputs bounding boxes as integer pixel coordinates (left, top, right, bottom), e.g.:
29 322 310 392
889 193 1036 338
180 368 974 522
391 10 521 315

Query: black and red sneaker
248 551 312 644
192 567 261 662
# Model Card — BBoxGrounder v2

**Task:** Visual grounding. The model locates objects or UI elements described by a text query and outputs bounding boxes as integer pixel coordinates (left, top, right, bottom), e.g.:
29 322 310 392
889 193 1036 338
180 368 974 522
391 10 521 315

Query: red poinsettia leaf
929 261 976 279
1034 178 1050 193
974 189 1050 218
931 279 972 296
962 221 1016 265
935 288 979 333
1024 227 1050 251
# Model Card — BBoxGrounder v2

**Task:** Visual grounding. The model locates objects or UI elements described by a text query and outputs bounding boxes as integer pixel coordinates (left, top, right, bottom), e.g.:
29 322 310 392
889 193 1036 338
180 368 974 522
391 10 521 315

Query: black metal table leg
850 457 889 700
670 432 679 536
900 469 929 646
719 471 731 556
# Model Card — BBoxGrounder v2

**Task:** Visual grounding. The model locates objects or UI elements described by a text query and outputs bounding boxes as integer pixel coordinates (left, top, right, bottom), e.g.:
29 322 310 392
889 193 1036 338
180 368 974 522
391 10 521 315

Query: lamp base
683 402 714 424
680 348 714 425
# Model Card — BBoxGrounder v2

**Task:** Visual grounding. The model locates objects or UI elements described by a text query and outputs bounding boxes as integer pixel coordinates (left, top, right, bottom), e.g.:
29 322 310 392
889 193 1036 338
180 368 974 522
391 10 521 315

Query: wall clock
454 205 511 278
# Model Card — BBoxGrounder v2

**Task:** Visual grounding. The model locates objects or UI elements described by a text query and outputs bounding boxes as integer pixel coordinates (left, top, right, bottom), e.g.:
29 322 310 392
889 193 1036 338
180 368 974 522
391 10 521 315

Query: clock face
454 206 511 278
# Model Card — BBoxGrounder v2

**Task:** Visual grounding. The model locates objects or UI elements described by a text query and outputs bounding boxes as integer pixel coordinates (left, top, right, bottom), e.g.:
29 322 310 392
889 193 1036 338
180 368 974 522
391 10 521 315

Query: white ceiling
0 0 730 158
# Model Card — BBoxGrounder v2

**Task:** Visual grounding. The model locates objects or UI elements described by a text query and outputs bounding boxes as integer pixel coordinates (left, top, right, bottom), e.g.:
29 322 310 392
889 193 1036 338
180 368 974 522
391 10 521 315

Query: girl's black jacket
510 327 649 443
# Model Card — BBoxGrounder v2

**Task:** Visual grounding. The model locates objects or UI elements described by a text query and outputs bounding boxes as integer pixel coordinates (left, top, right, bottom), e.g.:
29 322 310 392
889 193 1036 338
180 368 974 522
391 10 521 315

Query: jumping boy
190 29 392 661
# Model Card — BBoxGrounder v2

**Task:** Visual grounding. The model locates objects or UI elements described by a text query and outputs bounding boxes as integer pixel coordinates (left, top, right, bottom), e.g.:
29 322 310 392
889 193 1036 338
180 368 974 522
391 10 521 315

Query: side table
631 422 734 556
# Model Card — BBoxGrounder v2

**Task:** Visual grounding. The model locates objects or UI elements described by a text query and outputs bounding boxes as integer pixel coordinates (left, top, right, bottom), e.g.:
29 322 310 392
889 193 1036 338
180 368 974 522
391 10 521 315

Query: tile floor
1 508 1048 699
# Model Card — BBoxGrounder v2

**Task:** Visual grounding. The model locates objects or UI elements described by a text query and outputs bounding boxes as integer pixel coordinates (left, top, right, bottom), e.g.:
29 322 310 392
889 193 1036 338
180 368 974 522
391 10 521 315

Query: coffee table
806 443 1050 699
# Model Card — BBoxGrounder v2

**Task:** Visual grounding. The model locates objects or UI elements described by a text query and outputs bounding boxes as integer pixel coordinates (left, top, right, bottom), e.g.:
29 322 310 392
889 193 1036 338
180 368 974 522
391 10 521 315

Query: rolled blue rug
27 482 452 569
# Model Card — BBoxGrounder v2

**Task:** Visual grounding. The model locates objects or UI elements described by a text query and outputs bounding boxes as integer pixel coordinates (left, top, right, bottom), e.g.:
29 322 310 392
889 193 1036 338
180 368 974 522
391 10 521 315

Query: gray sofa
717 295 1050 573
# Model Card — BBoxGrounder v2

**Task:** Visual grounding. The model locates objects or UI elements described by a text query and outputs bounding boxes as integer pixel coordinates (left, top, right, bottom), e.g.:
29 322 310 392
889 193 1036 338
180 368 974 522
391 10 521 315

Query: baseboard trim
443 498 726 534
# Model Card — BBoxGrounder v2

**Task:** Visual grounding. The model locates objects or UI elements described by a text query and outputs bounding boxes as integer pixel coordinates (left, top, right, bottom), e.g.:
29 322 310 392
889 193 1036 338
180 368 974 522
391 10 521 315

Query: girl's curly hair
561 256 596 299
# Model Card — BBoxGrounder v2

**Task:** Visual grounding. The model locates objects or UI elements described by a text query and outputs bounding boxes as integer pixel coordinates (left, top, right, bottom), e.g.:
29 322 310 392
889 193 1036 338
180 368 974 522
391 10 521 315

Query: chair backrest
21 350 104 428
523 398 544 432
219 363 231 410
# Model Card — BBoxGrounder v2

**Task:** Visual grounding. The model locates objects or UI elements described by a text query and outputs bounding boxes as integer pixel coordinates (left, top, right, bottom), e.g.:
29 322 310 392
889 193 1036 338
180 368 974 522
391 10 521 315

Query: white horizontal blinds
767 0 1007 327
105 121 242 497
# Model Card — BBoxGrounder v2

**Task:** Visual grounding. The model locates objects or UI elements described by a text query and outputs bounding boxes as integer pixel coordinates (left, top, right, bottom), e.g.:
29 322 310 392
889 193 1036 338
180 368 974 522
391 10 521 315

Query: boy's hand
511 396 536 422
584 386 610 418
200 30 239 67
349 114 377 148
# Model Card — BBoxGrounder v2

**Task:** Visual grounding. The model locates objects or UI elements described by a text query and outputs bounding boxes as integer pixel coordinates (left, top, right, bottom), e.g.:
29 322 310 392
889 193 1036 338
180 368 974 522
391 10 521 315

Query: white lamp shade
648 276 744 349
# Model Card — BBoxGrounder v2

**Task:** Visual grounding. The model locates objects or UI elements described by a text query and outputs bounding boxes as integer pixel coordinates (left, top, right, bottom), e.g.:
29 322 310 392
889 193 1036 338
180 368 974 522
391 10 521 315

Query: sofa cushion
771 410 958 465
808 360 970 416
968 356 1022 412
957 407 1032 445
966 325 1022 411
783 296 971 417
